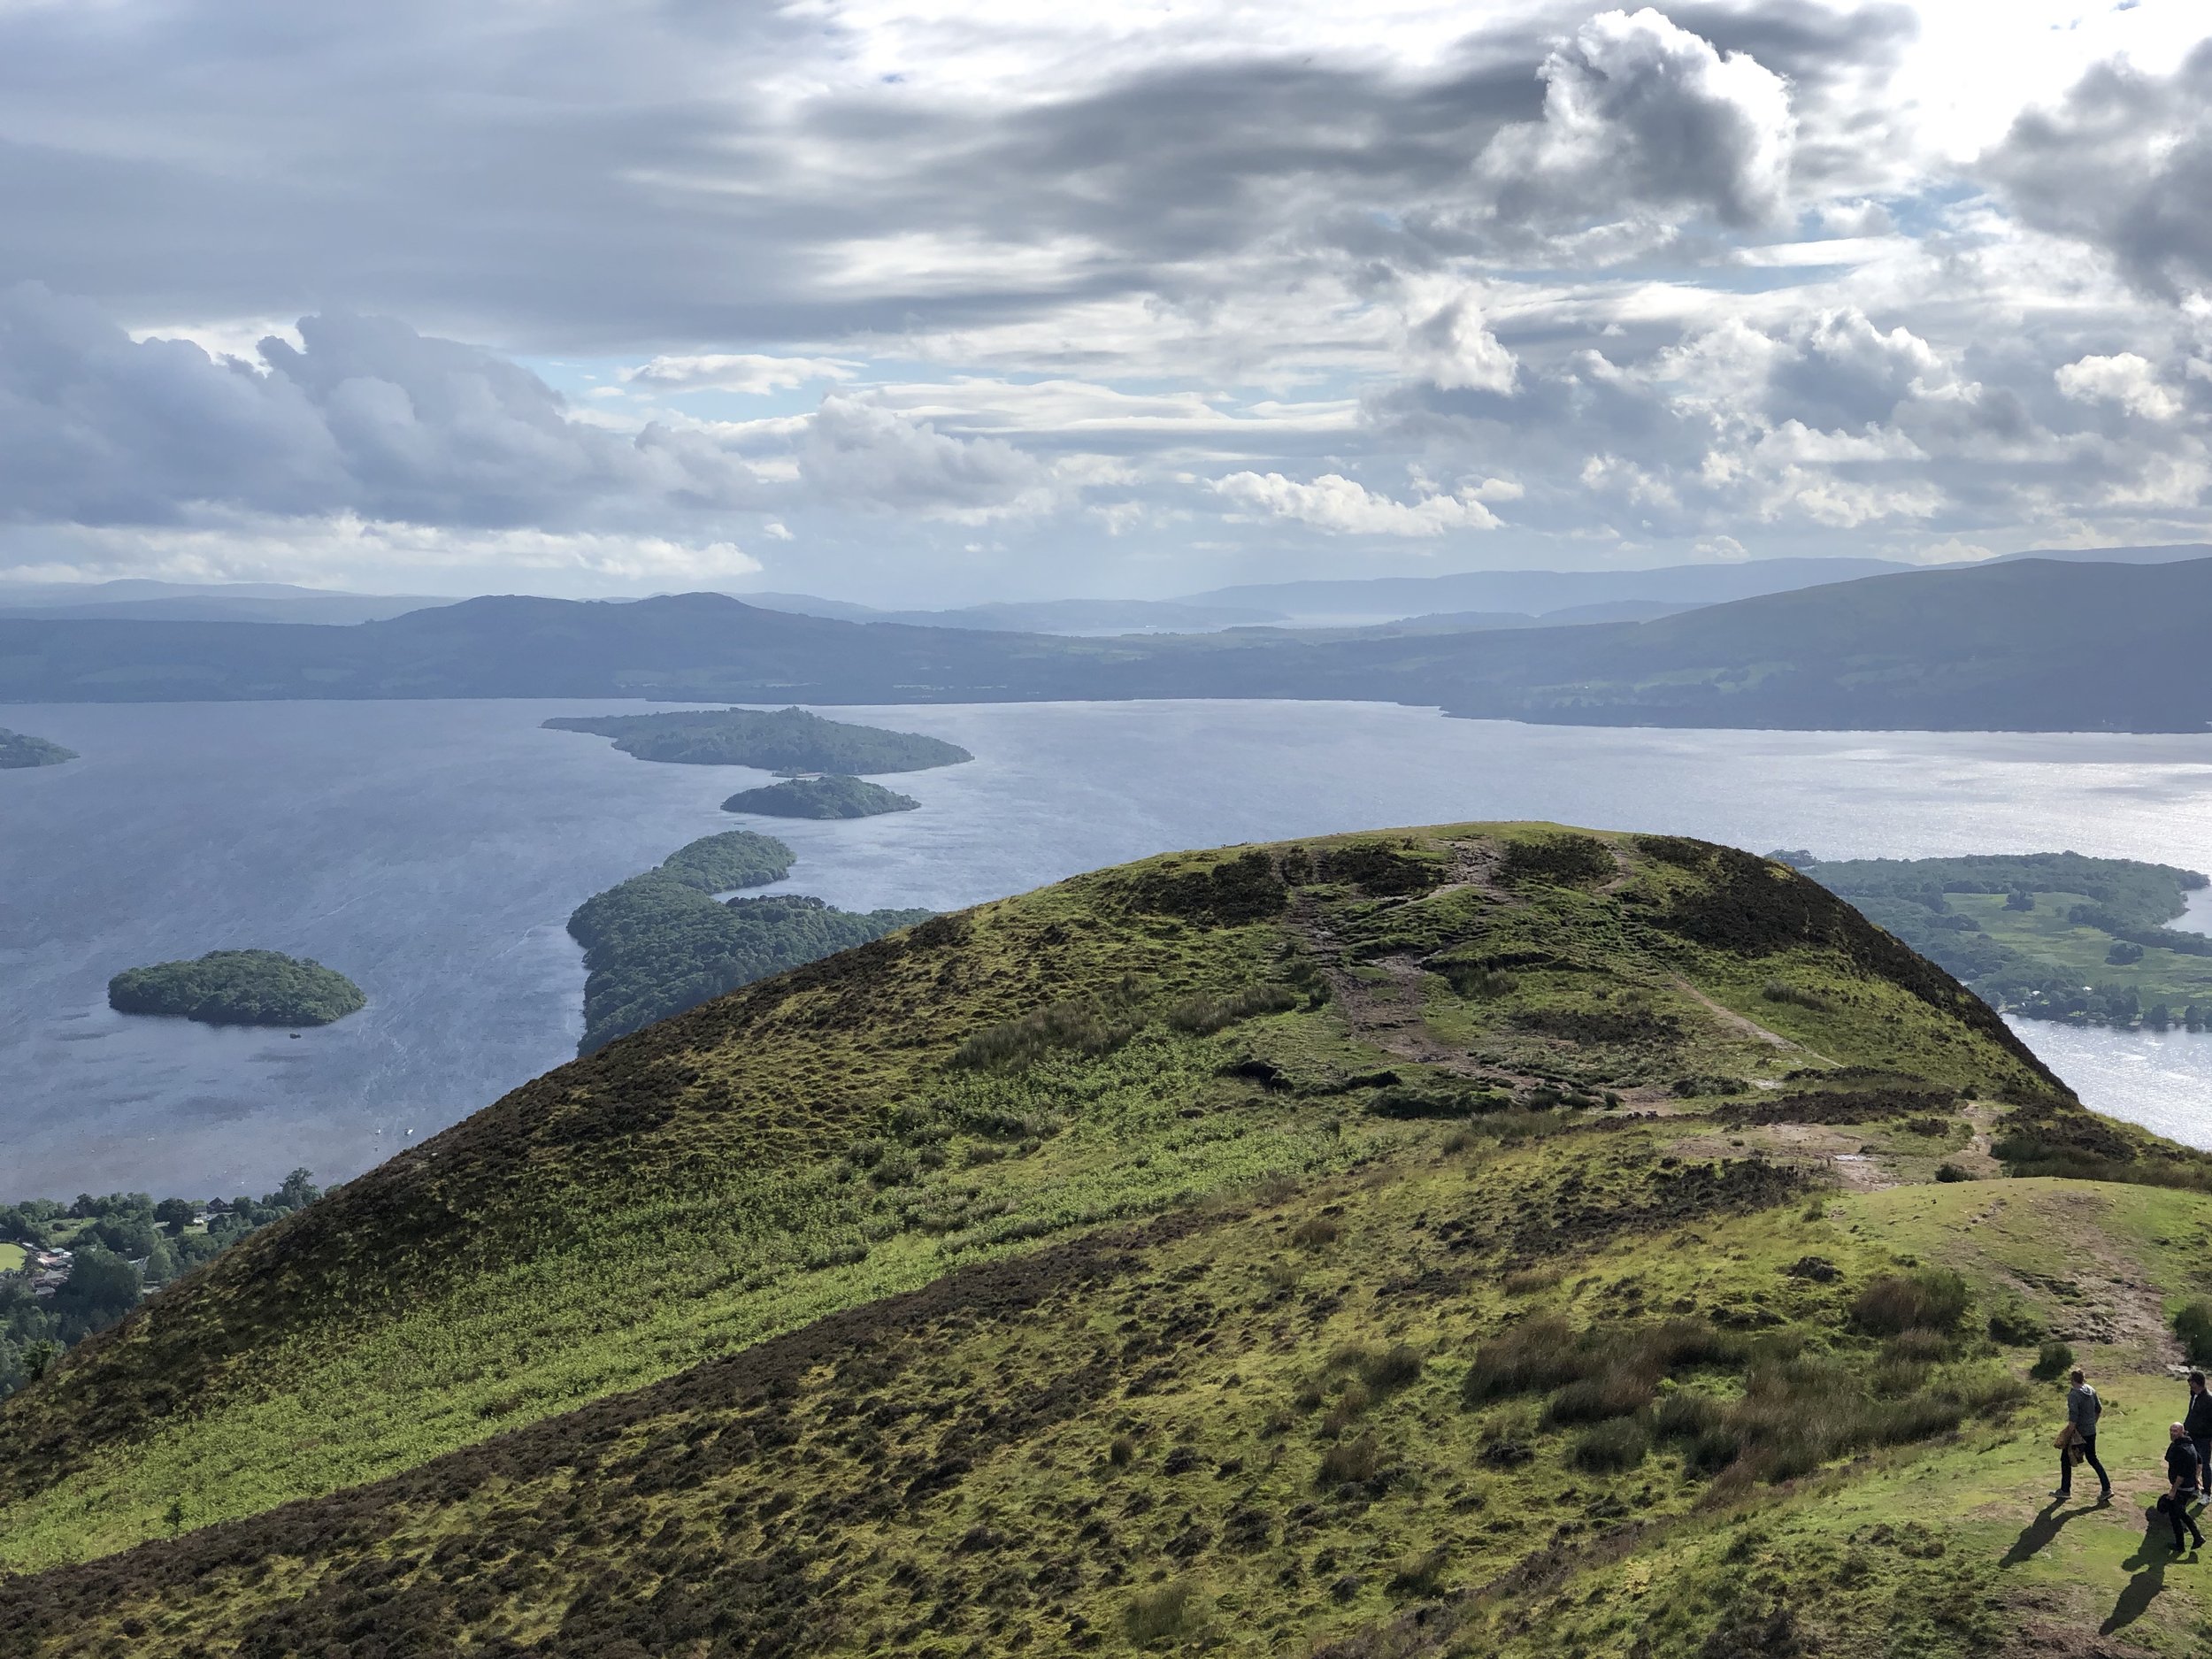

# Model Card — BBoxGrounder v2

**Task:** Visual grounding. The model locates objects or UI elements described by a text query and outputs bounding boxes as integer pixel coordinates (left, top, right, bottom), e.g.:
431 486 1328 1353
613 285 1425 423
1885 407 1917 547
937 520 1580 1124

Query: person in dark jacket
2057 1369 2112 1501
2162 1422 2207 1553
2185 1371 2212 1482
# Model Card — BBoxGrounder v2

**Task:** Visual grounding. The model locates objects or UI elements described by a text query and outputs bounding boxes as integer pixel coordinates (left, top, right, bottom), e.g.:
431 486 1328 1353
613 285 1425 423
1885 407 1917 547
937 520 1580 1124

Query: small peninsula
1781 849 2212 1027
542 705 972 772
565 830 928 1052
0 728 76 769
720 774 919 819
108 949 367 1028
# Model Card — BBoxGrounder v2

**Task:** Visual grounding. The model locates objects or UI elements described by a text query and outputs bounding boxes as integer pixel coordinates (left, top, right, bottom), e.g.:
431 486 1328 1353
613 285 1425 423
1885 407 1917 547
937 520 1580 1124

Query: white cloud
622 355 861 395
2055 353 2184 421
0 517 762 589
1212 472 1504 537
1403 292 1518 393
1478 8 1800 236
798 395 1054 518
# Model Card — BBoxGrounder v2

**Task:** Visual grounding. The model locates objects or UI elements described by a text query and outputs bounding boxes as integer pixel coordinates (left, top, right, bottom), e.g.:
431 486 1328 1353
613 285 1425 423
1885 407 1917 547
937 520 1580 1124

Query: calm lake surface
4 698 2211 1196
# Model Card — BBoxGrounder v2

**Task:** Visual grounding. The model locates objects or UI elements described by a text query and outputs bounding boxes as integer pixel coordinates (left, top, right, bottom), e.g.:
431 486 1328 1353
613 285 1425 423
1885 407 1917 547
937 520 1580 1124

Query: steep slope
0 825 2073 1594
17 1167 2212 1655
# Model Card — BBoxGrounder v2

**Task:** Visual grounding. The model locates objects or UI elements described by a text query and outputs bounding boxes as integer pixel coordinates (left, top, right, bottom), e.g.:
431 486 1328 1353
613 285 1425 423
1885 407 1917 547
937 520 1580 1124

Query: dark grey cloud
1985 41 2212 297
0 1 1918 349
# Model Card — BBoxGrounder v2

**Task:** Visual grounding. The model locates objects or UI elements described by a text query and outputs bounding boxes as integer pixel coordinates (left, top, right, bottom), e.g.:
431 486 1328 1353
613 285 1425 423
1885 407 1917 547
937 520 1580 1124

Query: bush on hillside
2030 1341 2075 1382
2174 1301 2212 1366
1985 1302 2045 1347
1125 1581 1194 1643
1497 833 1617 887
1568 1417 1648 1471
1850 1270 1970 1336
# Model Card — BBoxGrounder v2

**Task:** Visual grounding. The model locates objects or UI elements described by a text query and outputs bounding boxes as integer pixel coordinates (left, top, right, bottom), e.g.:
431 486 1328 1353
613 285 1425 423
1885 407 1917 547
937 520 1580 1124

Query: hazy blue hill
1419 557 2212 731
1 557 2209 732
1180 554 1918 619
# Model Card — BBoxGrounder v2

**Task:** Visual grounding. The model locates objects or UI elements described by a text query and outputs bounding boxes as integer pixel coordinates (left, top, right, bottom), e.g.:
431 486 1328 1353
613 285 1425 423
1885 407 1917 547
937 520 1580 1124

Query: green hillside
8 826 2212 1654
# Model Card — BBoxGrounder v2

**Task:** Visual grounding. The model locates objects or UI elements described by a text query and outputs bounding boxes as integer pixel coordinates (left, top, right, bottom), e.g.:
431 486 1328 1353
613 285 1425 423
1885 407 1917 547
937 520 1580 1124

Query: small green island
543 705 972 772
1780 850 2212 1027
720 774 919 819
0 728 76 769
107 950 367 1028
565 830 931 1052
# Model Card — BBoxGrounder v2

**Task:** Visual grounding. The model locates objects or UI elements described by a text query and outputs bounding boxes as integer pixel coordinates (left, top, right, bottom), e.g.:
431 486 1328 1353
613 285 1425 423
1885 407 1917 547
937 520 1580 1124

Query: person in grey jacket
2056 1369 2112 1500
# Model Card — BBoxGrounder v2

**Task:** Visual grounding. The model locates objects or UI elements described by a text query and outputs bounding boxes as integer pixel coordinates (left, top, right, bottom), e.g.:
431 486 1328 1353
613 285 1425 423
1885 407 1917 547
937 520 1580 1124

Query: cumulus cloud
0 284 761 530
2055 353 2184 422
1213 472 1507 537
1405 295 1520 393
797 396 1053 518
0 3 2206 595
1478 8 1800 237
1985 42 2212 297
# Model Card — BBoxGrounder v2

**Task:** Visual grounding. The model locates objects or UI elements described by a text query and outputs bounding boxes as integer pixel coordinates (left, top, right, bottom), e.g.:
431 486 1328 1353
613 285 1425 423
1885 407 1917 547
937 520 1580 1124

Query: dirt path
1670 978 1828 1062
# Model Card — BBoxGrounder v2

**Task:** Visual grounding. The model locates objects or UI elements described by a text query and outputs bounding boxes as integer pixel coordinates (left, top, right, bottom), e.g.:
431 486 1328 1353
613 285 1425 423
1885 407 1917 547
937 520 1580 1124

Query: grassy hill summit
5 825 2212 1654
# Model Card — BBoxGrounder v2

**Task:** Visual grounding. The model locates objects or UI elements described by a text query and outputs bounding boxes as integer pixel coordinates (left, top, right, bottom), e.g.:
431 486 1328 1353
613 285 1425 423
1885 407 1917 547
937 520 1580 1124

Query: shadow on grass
2102 1507 2195 1637
2000 1495 2105 1568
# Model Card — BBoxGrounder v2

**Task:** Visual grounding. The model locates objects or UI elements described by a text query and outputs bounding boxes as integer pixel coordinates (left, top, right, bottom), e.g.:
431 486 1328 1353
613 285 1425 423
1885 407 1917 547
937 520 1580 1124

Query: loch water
4 697 2210 1196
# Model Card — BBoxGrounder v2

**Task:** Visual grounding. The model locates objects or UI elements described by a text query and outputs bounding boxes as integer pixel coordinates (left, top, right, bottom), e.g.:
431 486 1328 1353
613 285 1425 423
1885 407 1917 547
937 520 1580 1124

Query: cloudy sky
3 0 2210 603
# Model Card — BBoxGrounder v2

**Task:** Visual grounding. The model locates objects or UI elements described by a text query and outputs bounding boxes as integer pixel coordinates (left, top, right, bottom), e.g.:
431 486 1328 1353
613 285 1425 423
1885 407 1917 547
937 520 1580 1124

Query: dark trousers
2161 1491 2204 1549
2060 1432 2109 1495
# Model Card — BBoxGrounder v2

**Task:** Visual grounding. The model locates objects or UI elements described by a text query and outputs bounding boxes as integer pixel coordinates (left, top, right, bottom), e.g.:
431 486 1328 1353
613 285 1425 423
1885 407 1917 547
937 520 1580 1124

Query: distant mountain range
0 580 443 625
6 544 2201 638
1 554 2206 732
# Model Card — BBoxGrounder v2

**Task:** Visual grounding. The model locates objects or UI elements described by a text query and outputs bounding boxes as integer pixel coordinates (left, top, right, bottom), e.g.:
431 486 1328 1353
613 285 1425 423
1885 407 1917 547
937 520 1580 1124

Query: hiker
2055 1368 2112 1501
2162 1422 2207 1553
2186 1371 2212 1481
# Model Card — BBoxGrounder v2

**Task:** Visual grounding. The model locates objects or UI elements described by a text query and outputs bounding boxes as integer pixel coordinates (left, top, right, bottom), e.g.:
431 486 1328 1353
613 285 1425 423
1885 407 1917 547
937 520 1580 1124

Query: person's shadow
2104 1506 2193 1636
2001 1494 2105 1567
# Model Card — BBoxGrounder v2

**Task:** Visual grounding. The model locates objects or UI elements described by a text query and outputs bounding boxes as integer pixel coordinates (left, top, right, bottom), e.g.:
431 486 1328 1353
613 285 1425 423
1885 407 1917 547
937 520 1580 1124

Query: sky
2 0 2210 604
